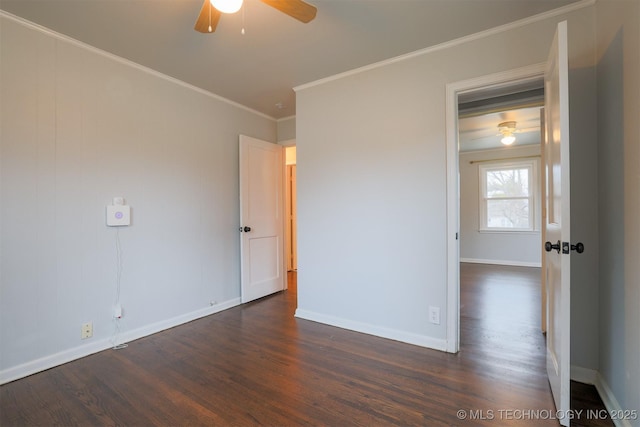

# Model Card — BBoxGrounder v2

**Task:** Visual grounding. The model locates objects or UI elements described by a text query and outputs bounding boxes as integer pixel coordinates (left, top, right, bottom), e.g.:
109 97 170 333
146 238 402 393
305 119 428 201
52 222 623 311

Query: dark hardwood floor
1 265 611 426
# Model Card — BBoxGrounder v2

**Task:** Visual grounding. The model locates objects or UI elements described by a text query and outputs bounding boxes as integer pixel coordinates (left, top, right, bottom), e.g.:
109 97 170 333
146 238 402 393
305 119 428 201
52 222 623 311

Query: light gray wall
596 25 625 412
596 0 640 419
568 19 600 373
0 15 276 382
277 117 296 142
295 5 599 356
459 145 542 266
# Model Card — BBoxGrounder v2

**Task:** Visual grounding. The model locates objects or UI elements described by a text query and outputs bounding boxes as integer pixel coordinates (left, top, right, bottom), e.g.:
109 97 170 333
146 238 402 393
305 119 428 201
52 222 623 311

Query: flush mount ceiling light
498 121 517 145
210 0 243 14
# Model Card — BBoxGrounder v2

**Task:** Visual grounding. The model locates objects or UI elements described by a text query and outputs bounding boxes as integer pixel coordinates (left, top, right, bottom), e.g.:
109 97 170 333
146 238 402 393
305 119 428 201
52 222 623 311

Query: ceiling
0 0 577 119
457 80 544 152
458 106 542 152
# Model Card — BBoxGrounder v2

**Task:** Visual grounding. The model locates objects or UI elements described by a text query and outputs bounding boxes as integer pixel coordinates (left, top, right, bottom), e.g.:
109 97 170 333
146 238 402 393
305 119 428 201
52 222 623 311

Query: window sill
478 229 539 235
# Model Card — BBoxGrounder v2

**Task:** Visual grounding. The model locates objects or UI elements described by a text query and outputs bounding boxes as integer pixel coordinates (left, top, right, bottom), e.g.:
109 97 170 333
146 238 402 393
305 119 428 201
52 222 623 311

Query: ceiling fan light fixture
498 121 517 145
210 0 243 14
501 135 516 145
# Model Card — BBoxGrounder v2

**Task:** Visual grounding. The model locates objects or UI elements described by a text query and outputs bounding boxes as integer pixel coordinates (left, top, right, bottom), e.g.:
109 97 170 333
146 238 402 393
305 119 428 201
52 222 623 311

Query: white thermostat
106 197 131 226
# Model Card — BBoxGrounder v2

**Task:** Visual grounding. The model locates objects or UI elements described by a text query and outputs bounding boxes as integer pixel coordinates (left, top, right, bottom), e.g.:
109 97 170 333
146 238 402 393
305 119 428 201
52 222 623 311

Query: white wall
459 145 542 267
595 0 640 421
295 4 599 359
277 117 296 142
566 7 601 374
0 15 276 382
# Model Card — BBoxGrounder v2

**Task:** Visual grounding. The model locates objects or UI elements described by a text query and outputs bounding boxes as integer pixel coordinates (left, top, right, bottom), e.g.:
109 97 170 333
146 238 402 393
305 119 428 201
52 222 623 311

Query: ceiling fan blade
259 0 317 23
194 0 222 33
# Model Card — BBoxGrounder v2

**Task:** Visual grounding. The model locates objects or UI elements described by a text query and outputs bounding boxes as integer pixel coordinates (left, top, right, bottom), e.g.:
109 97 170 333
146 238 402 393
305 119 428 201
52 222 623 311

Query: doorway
285 146 297 272
456 80 545 354
445 64 546 353
456 80 545 365
284 145 298 295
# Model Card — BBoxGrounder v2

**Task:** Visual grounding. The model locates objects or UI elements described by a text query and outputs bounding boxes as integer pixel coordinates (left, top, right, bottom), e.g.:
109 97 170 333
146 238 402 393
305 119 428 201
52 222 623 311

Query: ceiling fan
195 0 317 33
497 121 538 145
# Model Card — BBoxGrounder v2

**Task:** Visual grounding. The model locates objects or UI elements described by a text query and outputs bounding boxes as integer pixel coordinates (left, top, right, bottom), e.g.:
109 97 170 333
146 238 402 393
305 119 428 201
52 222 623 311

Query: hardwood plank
1 267 612 426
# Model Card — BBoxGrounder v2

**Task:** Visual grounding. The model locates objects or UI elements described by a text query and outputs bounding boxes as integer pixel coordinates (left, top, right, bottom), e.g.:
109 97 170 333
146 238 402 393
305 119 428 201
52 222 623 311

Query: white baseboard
294 309 448 351
571 365 598 384
594 372 634 427
570 367 634 427
0 298 241 385
460 258 542 268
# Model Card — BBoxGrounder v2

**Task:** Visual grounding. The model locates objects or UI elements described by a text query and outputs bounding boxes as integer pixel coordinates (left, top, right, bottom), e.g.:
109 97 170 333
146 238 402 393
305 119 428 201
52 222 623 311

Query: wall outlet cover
81 322 93 339
429 306 441 325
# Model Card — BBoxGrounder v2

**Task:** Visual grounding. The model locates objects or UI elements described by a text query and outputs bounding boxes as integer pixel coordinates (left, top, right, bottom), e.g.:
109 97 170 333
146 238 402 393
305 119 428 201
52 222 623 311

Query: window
479 160 537 231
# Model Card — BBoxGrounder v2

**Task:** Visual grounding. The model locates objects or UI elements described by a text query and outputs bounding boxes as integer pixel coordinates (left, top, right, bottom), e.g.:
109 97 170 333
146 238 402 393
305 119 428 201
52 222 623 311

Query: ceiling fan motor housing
498 121 517 135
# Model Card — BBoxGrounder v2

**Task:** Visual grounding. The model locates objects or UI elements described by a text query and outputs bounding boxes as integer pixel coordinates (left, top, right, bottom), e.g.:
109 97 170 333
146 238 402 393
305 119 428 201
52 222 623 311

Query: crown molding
295 0 595 92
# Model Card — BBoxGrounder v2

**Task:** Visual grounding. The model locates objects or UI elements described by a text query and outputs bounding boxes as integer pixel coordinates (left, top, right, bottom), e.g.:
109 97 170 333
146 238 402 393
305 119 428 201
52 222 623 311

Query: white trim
0 298 241 385
445 80 460 354
445 63 547 356
570 365 598 384
276 115 296 123
478 230 541 235
460 258 542 268
0 11 274 121
279 138 296 147
568 366 632 426
594 372 633 427
294 309 447 352
294 0 594 93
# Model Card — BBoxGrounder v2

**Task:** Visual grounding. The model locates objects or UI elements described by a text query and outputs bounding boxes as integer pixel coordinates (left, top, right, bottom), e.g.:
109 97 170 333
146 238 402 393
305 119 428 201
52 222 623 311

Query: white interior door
544 21 571 426
239 135 285 303
540 107 547 334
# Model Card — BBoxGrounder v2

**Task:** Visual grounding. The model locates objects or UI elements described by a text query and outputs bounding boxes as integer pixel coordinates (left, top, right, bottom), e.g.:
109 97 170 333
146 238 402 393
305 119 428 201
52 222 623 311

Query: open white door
544 21 571 425
239 135 285 303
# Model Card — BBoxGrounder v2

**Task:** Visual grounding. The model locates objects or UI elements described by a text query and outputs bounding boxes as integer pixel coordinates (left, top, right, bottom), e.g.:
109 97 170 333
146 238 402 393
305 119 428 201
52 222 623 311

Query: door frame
444 63 546 353
285 164 297 271
281 139 296 289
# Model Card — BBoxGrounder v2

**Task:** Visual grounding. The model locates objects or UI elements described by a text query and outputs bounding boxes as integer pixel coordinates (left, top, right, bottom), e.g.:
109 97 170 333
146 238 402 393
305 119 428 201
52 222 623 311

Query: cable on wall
111 227 128 350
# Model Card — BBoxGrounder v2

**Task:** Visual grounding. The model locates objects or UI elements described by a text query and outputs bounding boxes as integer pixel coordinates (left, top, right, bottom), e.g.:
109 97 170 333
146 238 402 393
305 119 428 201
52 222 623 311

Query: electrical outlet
429 306 441 325
81 322 93 339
